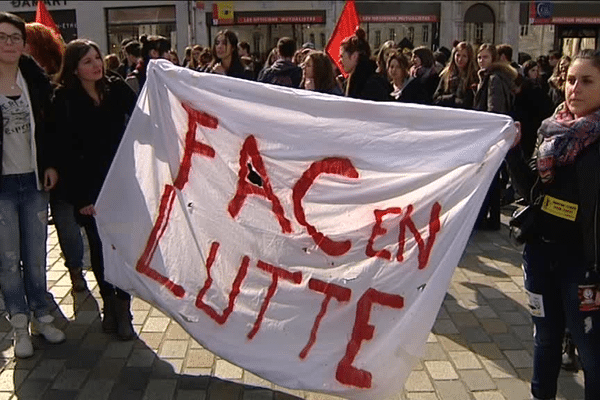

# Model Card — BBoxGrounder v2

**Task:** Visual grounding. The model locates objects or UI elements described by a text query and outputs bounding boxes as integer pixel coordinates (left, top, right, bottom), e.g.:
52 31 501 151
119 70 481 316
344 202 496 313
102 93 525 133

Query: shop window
520 24 529 36
422 25 429 43
253 33 261 55
309 33 315 45
106 5 176 55
389 28 395 41
408 27 414 44
375 30 381 49
320 32 326 48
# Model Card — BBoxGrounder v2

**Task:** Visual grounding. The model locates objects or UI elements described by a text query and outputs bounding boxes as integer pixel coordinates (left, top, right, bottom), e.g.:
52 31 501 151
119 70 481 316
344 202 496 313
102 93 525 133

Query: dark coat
433 71 475 109
258 59 302 88
345 58 392 101
474 62 518 114
513 77 553 159
53 77 137 209
412 66 440 105
392 77 429 104
506 130 600 271
0 55 57 187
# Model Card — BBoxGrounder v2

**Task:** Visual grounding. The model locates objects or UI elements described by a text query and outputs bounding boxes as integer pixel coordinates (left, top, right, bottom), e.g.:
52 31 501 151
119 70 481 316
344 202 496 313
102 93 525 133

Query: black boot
101 294 117 334
115 297 136 341
69 267 88 293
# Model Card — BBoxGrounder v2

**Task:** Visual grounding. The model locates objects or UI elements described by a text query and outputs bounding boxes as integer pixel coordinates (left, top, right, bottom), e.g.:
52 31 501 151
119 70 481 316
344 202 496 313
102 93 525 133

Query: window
475 23 484 43
408 27 414 44
106 6 176 55
422 25 429 43
253 33 261 55
320 32 326 48
389 28 395 41
520 24 529 36
375 30 381 48
309 33 315 45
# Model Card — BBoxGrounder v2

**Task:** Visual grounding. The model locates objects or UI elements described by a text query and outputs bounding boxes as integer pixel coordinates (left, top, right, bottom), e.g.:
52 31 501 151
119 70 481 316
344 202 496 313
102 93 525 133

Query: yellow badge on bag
541 195 578 221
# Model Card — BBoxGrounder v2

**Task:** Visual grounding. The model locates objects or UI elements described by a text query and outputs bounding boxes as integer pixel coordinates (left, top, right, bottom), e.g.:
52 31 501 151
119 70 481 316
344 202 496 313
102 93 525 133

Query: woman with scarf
506 49 600 400
387 51 428 104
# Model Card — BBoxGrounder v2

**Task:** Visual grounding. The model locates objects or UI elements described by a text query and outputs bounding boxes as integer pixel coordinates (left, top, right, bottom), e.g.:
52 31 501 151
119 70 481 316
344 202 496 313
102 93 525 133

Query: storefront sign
237 15 324 24
10 0 67 7
360 15 438 23
212 2 234 26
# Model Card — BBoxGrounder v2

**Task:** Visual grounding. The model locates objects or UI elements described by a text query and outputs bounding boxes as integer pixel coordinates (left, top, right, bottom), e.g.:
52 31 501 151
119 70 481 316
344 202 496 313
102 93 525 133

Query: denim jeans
0 172 50 318
523 240 600 400
50 195 83 272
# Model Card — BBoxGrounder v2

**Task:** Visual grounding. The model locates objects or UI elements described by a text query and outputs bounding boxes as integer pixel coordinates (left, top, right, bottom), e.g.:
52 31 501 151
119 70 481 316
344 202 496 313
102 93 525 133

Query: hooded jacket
0 55 56 189
345 57 391 101
258 59 302 88
474 62 518 115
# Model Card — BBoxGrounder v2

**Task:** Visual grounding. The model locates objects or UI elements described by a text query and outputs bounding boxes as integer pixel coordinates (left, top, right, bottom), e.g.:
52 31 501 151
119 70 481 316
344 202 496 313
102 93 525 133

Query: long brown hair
55 39 106 96
440 41 478 92
301 50 337 92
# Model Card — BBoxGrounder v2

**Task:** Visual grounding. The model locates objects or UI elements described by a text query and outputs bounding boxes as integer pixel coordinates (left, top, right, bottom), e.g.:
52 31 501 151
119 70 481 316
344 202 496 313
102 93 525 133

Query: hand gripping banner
95 60 517 400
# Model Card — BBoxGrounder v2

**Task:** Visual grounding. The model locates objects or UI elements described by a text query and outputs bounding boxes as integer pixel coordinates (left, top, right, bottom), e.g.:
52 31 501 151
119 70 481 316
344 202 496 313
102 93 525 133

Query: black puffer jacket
0 55 57 187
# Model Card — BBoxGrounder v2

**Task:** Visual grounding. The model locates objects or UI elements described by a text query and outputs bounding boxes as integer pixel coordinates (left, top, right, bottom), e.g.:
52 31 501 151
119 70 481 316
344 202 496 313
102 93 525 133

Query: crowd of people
1 10 600 399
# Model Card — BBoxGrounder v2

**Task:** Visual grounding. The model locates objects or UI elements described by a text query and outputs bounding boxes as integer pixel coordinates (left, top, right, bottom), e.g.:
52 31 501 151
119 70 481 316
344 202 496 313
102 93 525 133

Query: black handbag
509 205 538 245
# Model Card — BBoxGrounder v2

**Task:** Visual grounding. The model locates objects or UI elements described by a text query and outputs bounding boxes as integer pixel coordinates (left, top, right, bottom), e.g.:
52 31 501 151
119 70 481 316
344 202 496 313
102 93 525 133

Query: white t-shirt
1 93 34 175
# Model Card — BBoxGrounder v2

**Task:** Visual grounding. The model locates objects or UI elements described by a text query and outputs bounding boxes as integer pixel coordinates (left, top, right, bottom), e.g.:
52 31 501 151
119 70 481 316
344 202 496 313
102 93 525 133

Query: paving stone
495 378 531 399
423 343 448 361
165 323 190 340
178 374 211 390
480 319 509 334
497 311 529 325
458 326 491 343
215 359 244 380
433 380 470 400
142 317 170 333
15 379 52 398
92 358 126 380
448 351 481 370
470 343 504 360
127 349 157 368
138 332 164 350
436 335 469 352
76 379 114 400
492 333 523 350
480 359 517 379
243 389 275 399
186 349 215 369
143 379 177 400
458 369 496 391
159 340 188 358
472 306 498 319
29 359 65 380
176 390 207 400
449 312 480 328
243 371 272 388
424 361 458 380
432 320 458 335
51 368 89 390
503 350 532 369
104 341 135 358
472 392 506 400
207 379 243 400
152 358 183 376
66 348 103 369
404 370 434 392
108 386 143 400
404 393 439 399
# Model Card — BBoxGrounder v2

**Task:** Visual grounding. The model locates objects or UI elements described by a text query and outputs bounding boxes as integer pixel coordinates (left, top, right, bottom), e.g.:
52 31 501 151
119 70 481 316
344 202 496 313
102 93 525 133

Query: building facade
3 1 600 63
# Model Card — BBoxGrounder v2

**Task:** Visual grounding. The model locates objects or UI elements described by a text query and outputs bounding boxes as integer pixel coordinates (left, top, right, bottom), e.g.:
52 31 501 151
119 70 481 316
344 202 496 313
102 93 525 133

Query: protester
506 48 600 400
23 22 63 78
116 39 140 79
188 44 203 70
548 55 571 110
514 60 553 160
208 30 253 80
0 11 65 358
125 34 170 94
104 53 120 78
54 39 137 340
433 41 478 109
474 43 518 230
387 51 427 103
259 37 302 88
168 50 180 66
182 45 192 68
339 28 390 101
409 46 440 104
376 40 396 76
300 50 342 95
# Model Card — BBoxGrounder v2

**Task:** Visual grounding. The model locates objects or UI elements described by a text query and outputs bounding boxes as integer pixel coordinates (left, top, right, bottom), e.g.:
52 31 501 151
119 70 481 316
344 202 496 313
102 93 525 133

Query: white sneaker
10 314 34 358
31 315 66 344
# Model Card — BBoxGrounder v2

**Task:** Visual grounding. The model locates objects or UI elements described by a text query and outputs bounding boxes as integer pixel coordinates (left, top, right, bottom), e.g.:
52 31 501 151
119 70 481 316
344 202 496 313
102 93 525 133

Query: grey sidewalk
0 216 585 400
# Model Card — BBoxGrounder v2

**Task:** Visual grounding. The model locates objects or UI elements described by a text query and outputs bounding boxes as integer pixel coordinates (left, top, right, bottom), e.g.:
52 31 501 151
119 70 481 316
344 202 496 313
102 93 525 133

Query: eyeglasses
0 33 24 44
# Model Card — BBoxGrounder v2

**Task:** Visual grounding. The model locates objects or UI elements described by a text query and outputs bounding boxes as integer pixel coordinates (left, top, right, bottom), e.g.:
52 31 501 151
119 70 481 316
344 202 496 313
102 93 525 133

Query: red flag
35 1 60 36
325 0 360 77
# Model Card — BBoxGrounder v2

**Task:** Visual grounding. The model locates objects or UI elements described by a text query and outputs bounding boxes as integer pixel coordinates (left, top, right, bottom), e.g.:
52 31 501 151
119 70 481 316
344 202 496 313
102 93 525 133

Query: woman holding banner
54 39 137 340
506 49 600 400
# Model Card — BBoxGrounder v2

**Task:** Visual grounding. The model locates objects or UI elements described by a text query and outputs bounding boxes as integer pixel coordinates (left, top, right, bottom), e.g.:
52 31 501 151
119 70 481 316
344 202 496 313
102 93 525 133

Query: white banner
96 60 516 400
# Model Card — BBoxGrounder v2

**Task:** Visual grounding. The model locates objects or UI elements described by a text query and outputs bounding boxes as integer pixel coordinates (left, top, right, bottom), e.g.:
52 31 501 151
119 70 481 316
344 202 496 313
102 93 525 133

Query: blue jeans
50 195 83 272
523 240 600 400
0 173 50 318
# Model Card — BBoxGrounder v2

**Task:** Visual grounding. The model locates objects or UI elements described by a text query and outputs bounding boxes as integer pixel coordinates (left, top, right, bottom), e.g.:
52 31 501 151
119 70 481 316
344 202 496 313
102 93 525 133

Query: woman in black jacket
54 39 137 340
506 49 600 400
339 28 391 101
0 12 65 359
208 30 253 80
